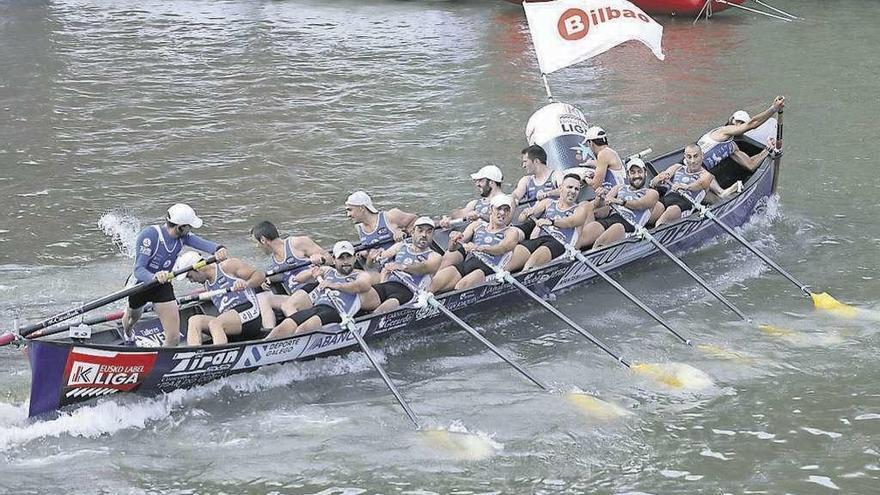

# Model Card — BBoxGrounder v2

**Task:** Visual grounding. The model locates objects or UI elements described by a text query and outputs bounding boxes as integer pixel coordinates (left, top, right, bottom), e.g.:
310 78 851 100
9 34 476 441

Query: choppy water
2 0 880 493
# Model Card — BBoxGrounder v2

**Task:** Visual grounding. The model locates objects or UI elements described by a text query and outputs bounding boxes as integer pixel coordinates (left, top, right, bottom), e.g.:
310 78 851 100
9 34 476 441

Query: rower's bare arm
591 158 608 190
236 260 267 289
650 164 681 187
380 242 404 261
482 229 521 255
511 176 529 202
338 272 373 294
520 199 550 222
405 252 442 275
388 208 418 233
692 172 714 191
558 203 593 228
298 236 332 265
628 189 660 209
295 266 322 284
725 96 786 138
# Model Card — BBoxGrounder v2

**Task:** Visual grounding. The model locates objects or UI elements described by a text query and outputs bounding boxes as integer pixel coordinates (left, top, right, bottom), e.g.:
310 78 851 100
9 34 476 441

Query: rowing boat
503 0 747 16
24 117 779 418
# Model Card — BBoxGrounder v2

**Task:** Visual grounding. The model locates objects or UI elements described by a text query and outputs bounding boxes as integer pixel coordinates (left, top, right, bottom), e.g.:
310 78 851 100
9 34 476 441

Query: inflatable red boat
504 0 747 16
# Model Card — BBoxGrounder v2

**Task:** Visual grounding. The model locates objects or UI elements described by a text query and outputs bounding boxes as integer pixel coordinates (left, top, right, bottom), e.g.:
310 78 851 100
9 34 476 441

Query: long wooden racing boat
23 121 780 418
504 0 747 16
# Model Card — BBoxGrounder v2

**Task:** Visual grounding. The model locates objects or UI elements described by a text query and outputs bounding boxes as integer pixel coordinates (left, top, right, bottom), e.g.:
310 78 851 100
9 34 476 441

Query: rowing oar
319 283 497 459
610 204 748 321
682 195 858 317
392 272 630 419
469 251 708 390
10 256 219 340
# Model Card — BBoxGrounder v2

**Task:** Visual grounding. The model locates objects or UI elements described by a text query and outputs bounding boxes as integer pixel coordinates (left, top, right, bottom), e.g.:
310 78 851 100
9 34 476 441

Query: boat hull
27 138 776 418
506 0 746 16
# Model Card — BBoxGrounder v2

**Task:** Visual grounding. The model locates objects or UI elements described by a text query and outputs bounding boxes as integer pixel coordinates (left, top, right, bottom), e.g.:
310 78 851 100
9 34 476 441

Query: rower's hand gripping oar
609 204 749 321
319 279 498 458
682 194 858 317
11 255 219 340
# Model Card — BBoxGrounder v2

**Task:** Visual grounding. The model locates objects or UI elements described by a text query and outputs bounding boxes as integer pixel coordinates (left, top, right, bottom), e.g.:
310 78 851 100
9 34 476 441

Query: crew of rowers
124 96 784 347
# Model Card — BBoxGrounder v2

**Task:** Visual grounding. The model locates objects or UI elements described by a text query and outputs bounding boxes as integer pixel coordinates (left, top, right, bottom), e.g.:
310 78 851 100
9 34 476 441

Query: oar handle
17 255 219 338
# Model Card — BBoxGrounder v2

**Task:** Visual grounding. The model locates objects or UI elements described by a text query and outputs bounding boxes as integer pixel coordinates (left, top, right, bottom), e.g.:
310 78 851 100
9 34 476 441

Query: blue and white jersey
388 241 434 289
356 211 393 248
671 167 706 202
268 238 310 294
132 225 219 283
523 174 557 204
311 268 361 315
205 264 259 322
471 222 512 266
697 128 736 170
541 200 578 244
602 166 627 190
473 198 492 221
615 186 651 227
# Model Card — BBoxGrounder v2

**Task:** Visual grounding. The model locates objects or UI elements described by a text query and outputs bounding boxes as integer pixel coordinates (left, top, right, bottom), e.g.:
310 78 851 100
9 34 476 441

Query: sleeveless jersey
311 268 361 315
356 211 393 248
471 222 512 266
267 238 310 294
541 200 578 244
205 264 259 323
144 225 181 274
615 186 651 227
473 198 492 221
523 173 557 204
671 167 706 202
697 127 736 170
601 149 626 189
388 241 434 289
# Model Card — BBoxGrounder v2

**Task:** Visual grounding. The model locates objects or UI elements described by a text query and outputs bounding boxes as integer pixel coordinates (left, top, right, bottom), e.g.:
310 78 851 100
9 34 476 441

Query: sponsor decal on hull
156 348 243 390
61 347 158 405
232 337 310 370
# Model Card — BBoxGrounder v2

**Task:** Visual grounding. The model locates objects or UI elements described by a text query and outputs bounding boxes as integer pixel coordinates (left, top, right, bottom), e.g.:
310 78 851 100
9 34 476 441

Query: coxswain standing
583 126 626 194
174 251 267 346
122 203 228 347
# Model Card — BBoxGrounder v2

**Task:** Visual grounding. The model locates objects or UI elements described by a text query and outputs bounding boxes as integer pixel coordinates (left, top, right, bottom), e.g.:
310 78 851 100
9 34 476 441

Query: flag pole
541 73 555 103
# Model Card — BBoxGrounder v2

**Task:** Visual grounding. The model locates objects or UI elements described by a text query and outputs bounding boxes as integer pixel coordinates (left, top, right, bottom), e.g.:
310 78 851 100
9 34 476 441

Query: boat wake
97 211 142 259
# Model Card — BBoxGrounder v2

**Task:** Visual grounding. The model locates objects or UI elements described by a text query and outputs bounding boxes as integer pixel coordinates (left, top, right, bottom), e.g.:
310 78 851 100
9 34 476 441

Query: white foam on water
854 413 880 421
420 419 503 461
711 428 736 436
801 426 842 439
97 211 143 259
806 475 839 490
700 448 731 461
16 189 49 197
0 353 373 453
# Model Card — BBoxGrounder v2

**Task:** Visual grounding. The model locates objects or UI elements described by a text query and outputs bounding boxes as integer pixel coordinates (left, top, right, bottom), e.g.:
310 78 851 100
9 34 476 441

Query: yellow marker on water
811 292 859 318
631 362 714 390
564 392 632 421
421 429 500 461
696 343 750 363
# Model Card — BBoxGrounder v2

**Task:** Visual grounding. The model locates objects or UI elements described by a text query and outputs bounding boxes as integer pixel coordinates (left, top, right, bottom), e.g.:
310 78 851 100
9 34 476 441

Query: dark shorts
519 236 566 259
231 303 263 340
453 256 493 278
661 192 695 212
290 281 319 296
286 304 341 327
128 281 175 309
514 218 536 238
373 281 414 305
597 213 636 233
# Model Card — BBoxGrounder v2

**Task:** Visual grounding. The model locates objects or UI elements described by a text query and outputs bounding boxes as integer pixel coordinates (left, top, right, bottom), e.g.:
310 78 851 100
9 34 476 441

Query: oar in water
392 272 630 419
682 194 858 317
7 256 219 341
469 251 709 391
319 282 497 459
610 204 748 321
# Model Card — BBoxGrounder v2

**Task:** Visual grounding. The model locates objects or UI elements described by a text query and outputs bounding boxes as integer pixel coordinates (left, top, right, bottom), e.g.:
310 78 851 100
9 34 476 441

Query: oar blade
696 343 751 363
0 332 16 346
632 362 714 390
810 292 859 318
758 323 844 346
421 427 502 460
564 392 632 421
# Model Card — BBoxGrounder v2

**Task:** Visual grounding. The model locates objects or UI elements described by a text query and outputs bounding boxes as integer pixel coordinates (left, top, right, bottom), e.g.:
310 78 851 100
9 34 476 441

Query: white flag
524 0 665 74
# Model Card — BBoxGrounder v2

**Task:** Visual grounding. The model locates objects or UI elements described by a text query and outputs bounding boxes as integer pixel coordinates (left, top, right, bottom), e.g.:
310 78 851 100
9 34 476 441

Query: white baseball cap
345 191 378 213
584 126 607 141
490 194 513 209
173 251 203 279
166 203 203 228
413 216 436 228
470 165 503 183
332 240 356 258
626 157 647 171
730 110 750 124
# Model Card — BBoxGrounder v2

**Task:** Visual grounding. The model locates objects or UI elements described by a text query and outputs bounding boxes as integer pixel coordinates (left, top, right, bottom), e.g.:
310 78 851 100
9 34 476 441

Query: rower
511 145 562 205
122 203 228 347
265 241 373 339
698 96 785 173
430 194 522 293
508 174 593 271
439 164 505 229
583 126 626 195
579 158 661 248
652 145 714 226
346 190 416 250
361 217 442 313
251 221 331 327
174 252 267 346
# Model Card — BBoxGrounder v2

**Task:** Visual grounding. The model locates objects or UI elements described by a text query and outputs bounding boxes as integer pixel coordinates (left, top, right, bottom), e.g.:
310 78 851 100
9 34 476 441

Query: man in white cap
173 251 267 346
430 194 522 292
265 241 373 339
582 126 626 195
578 158 661 249
122 203 228 347
439 164 506 229
345 190 416 249
512 144 562 206
360 216 443 313
697 96 785 173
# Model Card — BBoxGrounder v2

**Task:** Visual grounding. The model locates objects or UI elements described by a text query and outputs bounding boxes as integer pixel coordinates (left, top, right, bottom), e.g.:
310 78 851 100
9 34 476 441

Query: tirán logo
557 6 651 41
169 349 241 375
